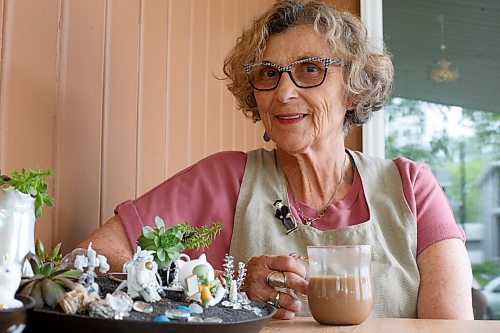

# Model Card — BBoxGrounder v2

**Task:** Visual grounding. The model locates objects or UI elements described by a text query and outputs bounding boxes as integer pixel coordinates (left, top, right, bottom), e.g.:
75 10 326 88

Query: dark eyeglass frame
244 57 341 91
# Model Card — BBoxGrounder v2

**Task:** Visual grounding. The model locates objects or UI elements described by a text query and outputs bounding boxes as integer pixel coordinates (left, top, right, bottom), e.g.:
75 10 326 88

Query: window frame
361 0 385 158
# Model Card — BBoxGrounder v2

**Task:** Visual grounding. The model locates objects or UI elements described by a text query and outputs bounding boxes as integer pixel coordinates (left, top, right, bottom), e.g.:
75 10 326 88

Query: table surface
261 317 500 333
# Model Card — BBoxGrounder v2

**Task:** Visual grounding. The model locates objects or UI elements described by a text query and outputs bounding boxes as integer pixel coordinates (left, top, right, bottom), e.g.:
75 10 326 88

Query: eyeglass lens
248 59 329 90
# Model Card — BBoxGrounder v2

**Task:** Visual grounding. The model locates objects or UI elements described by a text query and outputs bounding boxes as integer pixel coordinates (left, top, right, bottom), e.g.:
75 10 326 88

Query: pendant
273 199 298 235
304 218 313 227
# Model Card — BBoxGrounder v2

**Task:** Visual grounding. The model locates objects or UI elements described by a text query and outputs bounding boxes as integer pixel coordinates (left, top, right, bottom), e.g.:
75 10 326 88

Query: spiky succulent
136 216 223 271
17 240 81 309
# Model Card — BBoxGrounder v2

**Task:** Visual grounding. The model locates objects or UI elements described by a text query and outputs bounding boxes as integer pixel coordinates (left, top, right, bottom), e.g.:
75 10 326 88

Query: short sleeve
394 157 466 255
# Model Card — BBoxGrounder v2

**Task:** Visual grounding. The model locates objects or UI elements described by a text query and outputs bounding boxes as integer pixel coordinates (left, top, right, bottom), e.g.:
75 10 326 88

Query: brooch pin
273 200 298 235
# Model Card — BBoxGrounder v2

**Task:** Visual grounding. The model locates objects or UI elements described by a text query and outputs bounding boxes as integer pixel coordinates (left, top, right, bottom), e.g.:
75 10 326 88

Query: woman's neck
278 146 352 210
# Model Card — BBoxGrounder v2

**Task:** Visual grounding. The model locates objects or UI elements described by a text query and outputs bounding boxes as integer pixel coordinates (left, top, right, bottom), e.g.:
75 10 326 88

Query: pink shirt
116 151 465 269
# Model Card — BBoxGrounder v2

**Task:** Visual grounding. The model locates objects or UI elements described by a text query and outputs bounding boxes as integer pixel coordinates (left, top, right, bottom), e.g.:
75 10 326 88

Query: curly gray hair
223 0 393 134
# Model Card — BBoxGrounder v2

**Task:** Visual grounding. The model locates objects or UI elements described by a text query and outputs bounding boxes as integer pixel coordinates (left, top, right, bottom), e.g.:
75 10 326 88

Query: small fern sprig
179 221 224 250
0 168 53 218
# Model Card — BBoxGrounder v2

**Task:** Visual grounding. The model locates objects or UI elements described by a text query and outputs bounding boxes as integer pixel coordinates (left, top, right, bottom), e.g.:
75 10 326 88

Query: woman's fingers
243 255 307 319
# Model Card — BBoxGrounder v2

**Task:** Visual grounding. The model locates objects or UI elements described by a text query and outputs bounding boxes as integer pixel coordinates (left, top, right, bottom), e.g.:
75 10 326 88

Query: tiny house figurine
0 169 53 276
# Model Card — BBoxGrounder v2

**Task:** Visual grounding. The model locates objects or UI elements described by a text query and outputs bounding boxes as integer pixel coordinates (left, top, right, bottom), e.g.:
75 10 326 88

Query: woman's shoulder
391 156 435 187
162 151 247 182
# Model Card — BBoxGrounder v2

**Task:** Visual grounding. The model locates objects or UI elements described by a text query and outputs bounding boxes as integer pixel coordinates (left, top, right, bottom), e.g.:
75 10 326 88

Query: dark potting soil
36 275 272 324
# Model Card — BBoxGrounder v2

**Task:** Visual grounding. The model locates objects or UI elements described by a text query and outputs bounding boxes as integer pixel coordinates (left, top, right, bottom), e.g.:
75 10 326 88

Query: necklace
287 153 347 226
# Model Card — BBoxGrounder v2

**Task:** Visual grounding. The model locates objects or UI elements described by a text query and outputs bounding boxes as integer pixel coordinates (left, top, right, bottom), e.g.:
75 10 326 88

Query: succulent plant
137 216 185 271
136 216 223 271
17 239 81 309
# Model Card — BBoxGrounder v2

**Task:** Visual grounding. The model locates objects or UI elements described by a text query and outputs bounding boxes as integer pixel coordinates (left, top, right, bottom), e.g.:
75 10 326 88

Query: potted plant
17 240 81 309
0 169 53 275
136 216 223 285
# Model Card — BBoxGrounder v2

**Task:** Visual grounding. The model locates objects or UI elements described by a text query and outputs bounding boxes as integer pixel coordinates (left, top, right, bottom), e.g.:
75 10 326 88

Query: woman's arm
417 238 473 319
78 215 134 272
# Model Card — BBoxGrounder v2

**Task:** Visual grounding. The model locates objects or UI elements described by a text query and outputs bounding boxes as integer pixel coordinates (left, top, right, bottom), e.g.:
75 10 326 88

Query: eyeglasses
244 57 341 91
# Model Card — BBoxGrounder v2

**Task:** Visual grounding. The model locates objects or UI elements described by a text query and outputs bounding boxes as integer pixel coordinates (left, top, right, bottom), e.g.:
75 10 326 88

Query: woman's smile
274 113 308 124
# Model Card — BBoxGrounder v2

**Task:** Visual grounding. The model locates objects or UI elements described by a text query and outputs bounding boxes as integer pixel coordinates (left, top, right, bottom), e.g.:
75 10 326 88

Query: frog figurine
175 253 215 289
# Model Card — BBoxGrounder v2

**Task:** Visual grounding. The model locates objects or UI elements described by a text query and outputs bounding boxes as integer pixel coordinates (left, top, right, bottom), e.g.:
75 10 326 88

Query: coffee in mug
307 245 372 325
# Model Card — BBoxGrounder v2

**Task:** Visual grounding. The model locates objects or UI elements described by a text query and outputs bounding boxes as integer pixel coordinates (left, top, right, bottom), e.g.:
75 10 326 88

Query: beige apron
230 148 419 318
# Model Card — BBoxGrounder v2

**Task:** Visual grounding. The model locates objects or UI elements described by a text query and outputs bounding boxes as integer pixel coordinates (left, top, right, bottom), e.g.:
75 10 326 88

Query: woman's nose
274 71 299 103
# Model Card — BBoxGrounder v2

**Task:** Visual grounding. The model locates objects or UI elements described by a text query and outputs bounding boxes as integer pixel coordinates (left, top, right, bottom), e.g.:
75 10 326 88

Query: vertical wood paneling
101 0 141 223
190 0 209 162
136 0 168 195
165 0 190 176
221 0 236 151
0 0 59 247
205 0 224 157
55 0 106 252
0 0 361 251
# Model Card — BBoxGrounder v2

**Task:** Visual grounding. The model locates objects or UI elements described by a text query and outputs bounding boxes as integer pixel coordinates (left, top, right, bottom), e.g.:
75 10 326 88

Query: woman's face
254 25 349 154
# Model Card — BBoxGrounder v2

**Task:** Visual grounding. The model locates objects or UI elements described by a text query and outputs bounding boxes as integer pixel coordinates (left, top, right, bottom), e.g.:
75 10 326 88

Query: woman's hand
243 255 308 319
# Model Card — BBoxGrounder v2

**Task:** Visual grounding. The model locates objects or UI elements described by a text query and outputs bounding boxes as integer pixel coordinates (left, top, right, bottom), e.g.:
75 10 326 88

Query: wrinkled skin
242 255 308 319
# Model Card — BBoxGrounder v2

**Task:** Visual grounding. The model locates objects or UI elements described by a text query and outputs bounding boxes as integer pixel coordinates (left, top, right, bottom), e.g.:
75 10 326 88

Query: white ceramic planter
0 187 35 276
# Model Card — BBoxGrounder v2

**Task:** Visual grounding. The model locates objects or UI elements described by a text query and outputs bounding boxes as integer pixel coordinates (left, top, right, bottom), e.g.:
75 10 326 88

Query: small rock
133 301 153 314
188 303 204 314
153 315 171 323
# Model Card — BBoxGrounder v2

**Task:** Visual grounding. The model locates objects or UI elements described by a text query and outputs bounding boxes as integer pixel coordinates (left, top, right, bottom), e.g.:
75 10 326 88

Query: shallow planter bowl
0 295 35 333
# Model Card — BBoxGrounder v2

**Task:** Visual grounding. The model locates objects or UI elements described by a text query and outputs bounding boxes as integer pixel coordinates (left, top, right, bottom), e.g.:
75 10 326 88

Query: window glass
383 0 500 320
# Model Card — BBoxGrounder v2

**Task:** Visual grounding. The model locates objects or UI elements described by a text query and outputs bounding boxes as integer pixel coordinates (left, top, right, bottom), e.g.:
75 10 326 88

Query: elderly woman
82 0 473 320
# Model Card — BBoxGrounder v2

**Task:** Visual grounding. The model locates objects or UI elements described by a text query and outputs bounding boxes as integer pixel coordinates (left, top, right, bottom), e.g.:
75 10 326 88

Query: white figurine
175 253 215 289
0 259 23 309
74 242 110 294
118 247 163 303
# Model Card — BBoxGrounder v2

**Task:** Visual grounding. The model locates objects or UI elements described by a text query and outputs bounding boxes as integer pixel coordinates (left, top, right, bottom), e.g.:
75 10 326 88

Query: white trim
360 0 385 158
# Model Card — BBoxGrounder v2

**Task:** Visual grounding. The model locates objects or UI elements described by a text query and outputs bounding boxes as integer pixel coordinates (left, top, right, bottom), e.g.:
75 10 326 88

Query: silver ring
266 270 287 289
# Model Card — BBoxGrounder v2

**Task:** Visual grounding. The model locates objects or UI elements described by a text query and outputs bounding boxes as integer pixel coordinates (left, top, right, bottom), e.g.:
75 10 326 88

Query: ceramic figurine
118 246 163 303
175 253 215 289
74 243 110 295
0 259 23 309
273 200 298 234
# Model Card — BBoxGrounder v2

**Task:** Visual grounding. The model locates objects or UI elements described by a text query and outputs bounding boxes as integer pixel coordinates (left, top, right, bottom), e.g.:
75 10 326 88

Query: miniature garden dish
0 295 35 333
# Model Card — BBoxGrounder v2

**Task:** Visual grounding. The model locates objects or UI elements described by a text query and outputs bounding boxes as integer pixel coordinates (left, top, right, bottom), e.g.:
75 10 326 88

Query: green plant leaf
40 262 55 276
154 236 160 247
141 226 156 239
50 269 82 280
31 282 44 309
35 239 46 260
40 278 66 308
18 280 37 296
49 242 62 261
53 277 77 290
154 216 165 229
157 248 166 262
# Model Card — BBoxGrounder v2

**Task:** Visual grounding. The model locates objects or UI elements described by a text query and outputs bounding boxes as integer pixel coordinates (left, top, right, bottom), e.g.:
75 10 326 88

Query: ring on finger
273 291 281 309
266 270 287 289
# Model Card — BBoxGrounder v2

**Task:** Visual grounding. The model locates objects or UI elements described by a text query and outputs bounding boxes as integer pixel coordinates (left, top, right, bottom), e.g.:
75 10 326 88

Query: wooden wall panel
0 0 59 247
136 0 168 195
55 0 106 252
100 0 141 223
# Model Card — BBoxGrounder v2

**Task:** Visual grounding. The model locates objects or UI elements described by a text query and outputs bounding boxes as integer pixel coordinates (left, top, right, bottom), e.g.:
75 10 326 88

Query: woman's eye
260 67 278 78
302 63 320 73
